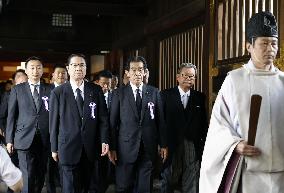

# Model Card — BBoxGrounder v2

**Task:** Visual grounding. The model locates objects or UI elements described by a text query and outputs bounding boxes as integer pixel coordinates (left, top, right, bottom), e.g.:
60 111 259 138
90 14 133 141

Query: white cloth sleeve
0 146 22 187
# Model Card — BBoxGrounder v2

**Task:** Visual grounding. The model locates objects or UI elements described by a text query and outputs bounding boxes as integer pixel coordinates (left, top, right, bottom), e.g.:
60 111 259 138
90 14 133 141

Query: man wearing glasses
49 54 109 193
160 63 208 193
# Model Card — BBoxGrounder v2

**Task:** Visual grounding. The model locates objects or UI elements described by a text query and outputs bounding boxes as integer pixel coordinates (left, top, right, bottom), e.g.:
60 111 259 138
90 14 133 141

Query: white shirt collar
70 80 84 98
28 80 40 86
130 82 143 100
178 86 190 97
28 80 41 95
130 82 143 93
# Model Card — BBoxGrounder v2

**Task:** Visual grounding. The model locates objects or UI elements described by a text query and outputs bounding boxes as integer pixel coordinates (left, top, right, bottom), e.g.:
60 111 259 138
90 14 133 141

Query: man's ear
176 74 180 81
246 42 251 54
125 70 130 78
66 66 69 71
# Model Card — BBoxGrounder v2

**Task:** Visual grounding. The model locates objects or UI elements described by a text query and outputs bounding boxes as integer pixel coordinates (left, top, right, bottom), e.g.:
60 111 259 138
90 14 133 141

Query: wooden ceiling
0 0 147 58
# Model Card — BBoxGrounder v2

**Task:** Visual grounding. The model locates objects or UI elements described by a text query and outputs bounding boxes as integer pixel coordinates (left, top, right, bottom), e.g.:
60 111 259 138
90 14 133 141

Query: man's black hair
97 70 113 79
124 56 147 71
25 56 43 68
67 53 86 65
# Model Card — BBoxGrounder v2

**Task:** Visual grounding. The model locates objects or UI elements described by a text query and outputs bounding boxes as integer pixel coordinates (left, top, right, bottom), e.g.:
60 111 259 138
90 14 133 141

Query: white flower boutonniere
42 96 49 111
148 102 155 119
89 102 96 119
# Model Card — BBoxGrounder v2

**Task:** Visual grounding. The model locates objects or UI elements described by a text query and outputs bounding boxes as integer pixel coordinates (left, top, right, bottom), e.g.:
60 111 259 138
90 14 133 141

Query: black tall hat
246 11 278 43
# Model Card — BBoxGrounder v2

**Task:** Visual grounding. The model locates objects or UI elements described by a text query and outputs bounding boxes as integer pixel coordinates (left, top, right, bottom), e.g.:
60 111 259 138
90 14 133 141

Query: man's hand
235 141 261 156
9 177 23 192
160 147 168 163
7 143 14 154
0 129 4 137
101 143 109 156
52 152 59 162
108 150 117 165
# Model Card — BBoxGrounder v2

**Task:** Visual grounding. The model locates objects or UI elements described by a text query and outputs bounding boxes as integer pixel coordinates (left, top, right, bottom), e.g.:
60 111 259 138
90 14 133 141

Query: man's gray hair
177 63 197 74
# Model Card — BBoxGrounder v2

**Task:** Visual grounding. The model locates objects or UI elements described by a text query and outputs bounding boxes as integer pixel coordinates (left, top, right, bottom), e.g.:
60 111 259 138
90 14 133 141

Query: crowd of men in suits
0 54 208 193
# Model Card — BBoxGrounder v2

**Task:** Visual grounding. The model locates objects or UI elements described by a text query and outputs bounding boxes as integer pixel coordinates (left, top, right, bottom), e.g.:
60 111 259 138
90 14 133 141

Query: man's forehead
15 72 26 76
70 56 86 63
181 67 196 73
99 77 111 81
55 67 67 72
257 36 278 41
130 61 144 68
27 60 42 66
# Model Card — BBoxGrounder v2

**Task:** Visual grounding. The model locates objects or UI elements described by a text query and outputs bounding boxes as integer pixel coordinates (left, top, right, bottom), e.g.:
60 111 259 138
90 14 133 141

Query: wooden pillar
204 0 218 114
146 37 159 86
275 0 284 70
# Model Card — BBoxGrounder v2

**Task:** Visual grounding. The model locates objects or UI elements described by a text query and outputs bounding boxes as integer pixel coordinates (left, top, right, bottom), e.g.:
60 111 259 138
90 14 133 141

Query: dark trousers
46 155 62 193
160 140 199 193
60 148 93 193
89 156 113 193
115 144 153 193
17 134 48 193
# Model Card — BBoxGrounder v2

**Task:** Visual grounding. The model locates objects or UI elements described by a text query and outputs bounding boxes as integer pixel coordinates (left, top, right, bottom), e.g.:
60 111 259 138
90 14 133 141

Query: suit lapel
65 82 81 119
82 82 92 128
185 89 195 123
173 87 185 111
38 84 46 113
108 91 112 109
140 84 149 122
24 82 37 112
126 85 139 120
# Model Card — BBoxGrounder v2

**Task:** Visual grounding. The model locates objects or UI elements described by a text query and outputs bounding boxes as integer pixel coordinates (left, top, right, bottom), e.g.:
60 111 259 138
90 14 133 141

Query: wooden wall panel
159 25 204 91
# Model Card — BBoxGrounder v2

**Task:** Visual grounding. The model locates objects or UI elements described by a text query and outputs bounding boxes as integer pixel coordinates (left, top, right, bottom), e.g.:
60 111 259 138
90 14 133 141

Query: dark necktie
76 88 83 117
32 84 39 111
136 88 142 118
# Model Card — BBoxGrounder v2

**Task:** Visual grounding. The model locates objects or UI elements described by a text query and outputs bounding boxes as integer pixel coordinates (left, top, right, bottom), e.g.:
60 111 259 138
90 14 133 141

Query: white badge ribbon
89 102 96 119
42 96 49 111
148 102 155 119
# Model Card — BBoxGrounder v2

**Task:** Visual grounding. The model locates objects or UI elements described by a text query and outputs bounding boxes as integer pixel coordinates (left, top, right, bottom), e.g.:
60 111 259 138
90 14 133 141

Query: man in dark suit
90 69 113 193
49 54 109 193
0 69 28 139
0 69 27 193
46 64 67 193
108 56 168 193
160 63 208 193
6 56 53 193
96 70 113 110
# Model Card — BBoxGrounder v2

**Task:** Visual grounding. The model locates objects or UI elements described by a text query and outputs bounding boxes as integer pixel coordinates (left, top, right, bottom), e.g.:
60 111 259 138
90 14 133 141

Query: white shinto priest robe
199 60 284 193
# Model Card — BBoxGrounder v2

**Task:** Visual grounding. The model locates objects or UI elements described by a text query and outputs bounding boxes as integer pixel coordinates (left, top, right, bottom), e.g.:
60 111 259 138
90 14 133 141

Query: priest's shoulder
227 66 246 77
228 66 246 75
278 68 284 76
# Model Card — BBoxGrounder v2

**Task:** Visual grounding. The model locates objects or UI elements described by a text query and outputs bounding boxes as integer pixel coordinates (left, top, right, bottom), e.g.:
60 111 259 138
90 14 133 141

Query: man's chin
132 80 142 85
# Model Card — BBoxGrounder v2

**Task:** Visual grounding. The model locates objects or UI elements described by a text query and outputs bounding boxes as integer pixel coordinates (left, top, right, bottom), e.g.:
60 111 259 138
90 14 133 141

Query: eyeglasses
130 68 144 73
180 74 195 79
69 63 86 68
